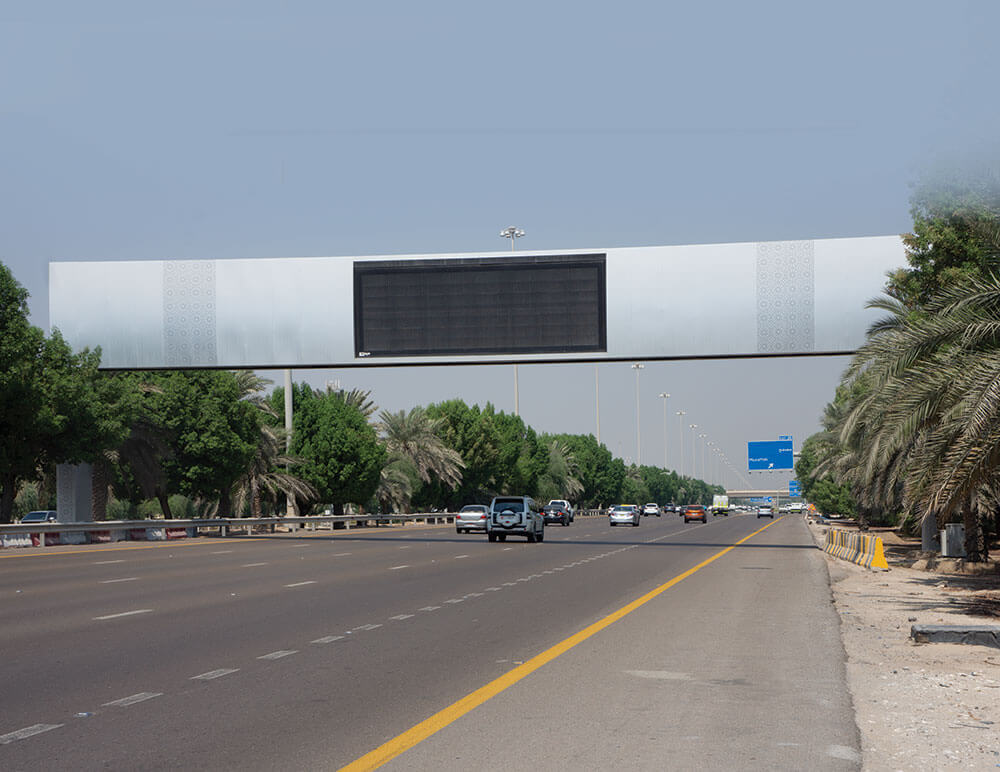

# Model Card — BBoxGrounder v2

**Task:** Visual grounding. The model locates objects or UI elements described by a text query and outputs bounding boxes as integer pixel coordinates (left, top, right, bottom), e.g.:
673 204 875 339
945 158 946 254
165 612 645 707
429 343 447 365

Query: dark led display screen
354 254 606 358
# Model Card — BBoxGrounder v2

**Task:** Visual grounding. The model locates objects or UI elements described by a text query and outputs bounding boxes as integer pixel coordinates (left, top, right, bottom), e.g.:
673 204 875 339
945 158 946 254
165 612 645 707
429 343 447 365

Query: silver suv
487 496 544 543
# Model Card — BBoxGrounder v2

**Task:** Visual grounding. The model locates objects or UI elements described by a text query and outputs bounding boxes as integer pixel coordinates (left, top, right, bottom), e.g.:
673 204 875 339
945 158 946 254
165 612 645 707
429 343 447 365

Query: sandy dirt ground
807 520 1000 771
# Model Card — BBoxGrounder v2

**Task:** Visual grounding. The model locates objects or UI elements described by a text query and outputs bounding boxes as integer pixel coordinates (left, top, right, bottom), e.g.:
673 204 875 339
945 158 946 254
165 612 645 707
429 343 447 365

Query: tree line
0 263 720 523
795 169 1000 561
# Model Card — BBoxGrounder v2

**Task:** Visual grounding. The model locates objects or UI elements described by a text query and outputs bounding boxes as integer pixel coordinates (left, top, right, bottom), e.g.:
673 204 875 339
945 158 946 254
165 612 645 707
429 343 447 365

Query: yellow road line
339 517 785 771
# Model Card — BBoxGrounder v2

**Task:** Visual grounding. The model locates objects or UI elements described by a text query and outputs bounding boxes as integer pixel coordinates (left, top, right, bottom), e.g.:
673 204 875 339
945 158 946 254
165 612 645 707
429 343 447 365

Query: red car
683 505 708 524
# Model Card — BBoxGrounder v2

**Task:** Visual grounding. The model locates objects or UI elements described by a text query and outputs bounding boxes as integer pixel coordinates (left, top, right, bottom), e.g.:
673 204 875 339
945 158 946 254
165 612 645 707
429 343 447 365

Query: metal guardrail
0 513 458 549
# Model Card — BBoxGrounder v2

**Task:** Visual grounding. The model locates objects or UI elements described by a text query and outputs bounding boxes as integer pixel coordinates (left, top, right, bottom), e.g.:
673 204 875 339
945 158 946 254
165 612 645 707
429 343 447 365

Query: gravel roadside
806 519 1000 771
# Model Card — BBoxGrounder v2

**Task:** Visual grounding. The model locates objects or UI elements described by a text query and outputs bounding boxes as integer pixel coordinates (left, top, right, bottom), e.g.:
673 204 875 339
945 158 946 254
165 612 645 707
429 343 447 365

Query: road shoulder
807 520 1000 770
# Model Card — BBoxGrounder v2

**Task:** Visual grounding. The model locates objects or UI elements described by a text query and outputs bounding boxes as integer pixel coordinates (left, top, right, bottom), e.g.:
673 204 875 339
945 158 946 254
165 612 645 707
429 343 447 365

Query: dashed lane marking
444 598 464 604
242 562 268 567
419 606 440 612
354 624 382 631
312 635 345 644
210 550 234 554
390 565 409 570
100 577 138 584
0 724 63 745
333 552 352 556
191 668 239 681
485 587 501 591
93 559 125 565
103 692 163 708
454 555 469 559
339 517 784 771
285 581 317 588
94 609 152 621
258 650 298 660
390 614 415 621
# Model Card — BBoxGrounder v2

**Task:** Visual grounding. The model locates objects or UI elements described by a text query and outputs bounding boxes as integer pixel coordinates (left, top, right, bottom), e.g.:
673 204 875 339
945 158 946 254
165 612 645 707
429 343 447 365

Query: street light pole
500 227 525 415
676 411 686 476
658 393 670 469
631 363 644 465
699 433 707 481
595 365 601 445
689 424 698 480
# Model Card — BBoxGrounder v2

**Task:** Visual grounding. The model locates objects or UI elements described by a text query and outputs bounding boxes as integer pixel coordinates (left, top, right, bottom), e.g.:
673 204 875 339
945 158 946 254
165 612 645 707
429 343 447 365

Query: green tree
291 388 385 511
550 433 624 508
0 262 127 522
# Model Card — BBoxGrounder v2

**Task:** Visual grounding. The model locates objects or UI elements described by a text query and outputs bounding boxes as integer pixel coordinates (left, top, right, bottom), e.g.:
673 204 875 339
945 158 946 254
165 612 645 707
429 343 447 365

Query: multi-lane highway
1 512 860 770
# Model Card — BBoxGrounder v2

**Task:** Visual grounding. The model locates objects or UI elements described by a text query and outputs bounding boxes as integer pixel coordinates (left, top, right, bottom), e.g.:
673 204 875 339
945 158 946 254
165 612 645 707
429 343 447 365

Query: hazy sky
3 1 998 492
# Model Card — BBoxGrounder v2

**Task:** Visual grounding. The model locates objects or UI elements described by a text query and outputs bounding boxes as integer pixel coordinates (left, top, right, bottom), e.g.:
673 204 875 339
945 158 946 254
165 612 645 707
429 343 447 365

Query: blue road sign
789 480 801 496
747 440 794 471
778 435 792 441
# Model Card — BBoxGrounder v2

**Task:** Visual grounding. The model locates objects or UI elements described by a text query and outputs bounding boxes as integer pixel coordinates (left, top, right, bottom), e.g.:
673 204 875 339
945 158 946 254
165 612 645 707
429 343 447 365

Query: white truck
711 494 729 516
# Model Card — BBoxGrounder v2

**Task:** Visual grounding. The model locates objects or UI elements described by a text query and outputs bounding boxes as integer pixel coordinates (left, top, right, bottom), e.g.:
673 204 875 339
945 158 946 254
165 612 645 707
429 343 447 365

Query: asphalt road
0 512 859 771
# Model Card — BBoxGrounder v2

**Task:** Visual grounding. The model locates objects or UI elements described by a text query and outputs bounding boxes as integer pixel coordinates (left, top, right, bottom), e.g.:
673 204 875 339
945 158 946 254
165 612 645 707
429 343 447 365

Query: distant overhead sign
789 480 801 496
748 440 794 471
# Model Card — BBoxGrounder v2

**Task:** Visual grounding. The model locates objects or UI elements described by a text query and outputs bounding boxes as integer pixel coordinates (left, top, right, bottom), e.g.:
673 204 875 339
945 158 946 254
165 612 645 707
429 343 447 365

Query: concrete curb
910 624 1000 649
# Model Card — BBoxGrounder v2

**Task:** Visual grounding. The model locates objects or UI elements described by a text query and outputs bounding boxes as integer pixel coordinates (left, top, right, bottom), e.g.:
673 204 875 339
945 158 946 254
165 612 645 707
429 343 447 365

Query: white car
609 505 640 527
642 503 661 517
756 505 774 519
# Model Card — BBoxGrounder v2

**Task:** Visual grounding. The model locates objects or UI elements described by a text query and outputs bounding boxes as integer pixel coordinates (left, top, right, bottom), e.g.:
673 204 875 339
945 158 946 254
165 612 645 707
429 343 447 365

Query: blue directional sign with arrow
789 480 801 496
747 440 794 471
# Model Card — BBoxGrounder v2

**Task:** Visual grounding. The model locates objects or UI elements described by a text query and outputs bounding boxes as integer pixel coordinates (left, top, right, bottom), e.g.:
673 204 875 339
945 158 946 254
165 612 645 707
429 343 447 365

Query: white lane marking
502 547 513 551
516 578 529 583
485 586 502 591
103 692 163 707
444 598 464 604
543 570 554 574
242 562 268 567
502 582 516 587
465 592 484 598
285 581 317 588
389 565 409 570
529 574 542 578
390 614 415 621
94 609 152 621
553 567 565 571
625 670 691 680
419 606 441 612
100 577 138 584
333 552 352 556
312 635 345 644
561 537 572 540
398 546 411 550
192 668 239 680
454 554 469 559
0 724 63 744
258 650 298 660
354 624 382 631
93 559 125 565
210 550 234 555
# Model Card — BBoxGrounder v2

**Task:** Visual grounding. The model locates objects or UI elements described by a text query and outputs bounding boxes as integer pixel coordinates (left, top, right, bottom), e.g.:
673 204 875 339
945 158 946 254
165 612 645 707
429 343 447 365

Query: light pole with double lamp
500 227 525 415
658 393 670 469
631 363 644 465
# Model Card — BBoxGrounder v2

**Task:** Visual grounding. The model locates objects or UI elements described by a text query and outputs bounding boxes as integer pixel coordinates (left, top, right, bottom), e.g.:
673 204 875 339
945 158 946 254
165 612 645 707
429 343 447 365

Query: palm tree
837 265 1000 560
231 421 318 517
378 407 464 489
375 457 414 514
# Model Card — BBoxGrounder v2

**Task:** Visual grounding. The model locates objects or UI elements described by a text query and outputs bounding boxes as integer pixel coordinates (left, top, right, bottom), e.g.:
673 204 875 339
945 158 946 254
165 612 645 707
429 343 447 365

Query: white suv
488 496 545 543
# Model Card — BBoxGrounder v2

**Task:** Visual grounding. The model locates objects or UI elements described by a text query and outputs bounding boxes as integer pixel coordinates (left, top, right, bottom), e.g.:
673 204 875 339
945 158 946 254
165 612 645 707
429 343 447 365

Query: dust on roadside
806 519 1000 771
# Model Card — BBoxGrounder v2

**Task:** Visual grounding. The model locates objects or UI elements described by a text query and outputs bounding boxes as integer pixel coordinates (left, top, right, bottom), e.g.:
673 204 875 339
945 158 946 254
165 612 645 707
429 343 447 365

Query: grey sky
3 1 998 491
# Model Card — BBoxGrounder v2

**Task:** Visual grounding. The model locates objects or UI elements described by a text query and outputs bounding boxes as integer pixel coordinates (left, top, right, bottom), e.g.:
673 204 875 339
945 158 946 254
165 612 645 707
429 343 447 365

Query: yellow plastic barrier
824 528 888 570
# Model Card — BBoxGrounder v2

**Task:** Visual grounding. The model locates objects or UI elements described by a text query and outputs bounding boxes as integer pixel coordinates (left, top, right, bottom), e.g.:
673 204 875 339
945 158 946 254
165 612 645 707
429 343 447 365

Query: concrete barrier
824 528 889 570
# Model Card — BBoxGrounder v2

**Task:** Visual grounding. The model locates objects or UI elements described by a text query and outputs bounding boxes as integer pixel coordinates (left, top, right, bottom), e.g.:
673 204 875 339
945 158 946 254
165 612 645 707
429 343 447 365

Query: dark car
19 510 58 524
683 505 708 524
542 503 572 526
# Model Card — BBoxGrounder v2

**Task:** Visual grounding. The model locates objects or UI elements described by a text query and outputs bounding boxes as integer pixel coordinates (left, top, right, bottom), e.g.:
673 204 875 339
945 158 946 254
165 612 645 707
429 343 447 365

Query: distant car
456 504 489 534
642 503 661 517
609 505 640 527
756 505 774 519
542 503 572 526
547 500 575 523
19 510 58 524
683 505 708 524
488 496 544 543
